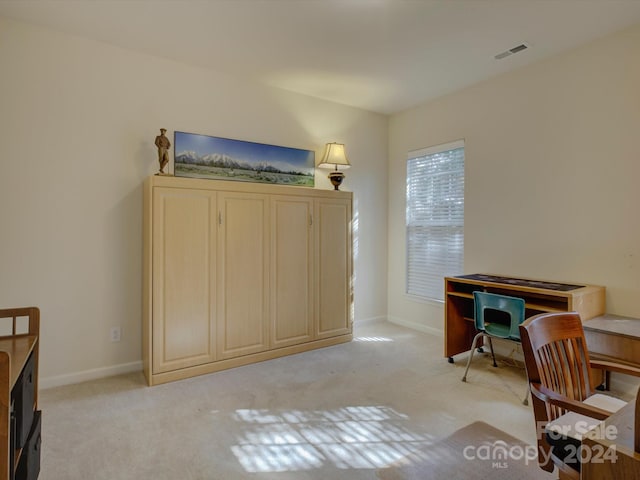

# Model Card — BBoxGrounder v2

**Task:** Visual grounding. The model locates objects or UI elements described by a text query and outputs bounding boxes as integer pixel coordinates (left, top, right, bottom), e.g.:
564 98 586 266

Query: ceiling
2 0 640 114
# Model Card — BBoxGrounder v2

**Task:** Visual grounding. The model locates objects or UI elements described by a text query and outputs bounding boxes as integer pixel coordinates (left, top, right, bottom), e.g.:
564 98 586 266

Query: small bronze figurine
155 128 171 174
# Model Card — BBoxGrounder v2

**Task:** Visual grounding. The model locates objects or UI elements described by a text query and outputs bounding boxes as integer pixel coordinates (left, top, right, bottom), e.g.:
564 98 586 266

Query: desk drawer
584 329 640 367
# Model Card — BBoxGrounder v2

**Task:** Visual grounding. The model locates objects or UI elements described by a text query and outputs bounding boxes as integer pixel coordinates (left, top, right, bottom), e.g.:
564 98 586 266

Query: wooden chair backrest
520 312 596 422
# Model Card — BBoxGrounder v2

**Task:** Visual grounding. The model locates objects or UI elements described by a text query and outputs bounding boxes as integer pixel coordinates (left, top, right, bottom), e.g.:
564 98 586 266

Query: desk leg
448 357 454 364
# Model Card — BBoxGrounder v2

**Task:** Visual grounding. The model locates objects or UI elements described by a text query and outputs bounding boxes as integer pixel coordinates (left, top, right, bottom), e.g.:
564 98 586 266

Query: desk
582 400 640 479
444 274 606 362
584 315 640 390
584 314 640 366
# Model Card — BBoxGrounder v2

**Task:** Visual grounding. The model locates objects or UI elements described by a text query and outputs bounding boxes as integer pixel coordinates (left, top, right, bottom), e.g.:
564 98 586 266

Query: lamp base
328 171 345 191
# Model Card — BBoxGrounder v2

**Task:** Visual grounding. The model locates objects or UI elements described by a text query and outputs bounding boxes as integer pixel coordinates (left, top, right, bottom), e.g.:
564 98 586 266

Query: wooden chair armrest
530 383 611 420
590 359 640 378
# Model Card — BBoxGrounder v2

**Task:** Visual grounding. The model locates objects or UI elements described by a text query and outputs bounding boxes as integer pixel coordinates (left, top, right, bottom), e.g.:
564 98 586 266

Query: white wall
0 17 388 386
388 24 640 333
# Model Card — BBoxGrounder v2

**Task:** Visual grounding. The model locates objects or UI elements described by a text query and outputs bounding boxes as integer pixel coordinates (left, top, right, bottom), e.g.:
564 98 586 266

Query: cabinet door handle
309 214 313 226
218 212 222 225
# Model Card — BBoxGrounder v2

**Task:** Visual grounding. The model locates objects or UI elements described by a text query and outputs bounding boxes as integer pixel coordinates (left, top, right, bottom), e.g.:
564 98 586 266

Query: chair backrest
520 312 596 472
473 291 525 340
520 312 596 416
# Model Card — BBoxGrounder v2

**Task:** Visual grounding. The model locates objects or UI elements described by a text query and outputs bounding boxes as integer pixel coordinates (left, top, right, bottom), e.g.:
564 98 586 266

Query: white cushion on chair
545 393 626 441
583 393 626 412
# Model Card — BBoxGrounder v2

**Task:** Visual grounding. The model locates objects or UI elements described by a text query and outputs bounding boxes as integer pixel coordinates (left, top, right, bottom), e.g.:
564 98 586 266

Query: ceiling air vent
494 43 529 60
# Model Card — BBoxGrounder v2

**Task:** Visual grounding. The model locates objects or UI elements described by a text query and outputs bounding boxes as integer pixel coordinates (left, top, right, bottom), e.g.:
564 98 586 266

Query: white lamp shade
318 143 351 169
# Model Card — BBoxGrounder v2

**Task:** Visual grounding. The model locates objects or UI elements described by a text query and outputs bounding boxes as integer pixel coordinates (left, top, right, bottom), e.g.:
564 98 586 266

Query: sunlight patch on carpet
230 405 432 472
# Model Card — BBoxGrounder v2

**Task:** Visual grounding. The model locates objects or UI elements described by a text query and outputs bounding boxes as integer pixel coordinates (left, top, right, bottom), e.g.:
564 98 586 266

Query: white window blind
406 140 464 301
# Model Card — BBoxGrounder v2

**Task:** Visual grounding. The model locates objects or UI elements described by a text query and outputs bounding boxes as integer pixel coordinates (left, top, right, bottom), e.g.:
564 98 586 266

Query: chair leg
487 336 497 367
462 332 484 382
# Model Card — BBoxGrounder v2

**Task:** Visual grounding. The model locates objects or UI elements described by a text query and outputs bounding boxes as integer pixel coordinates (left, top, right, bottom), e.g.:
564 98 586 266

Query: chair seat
484 322 513 339
546 393 627 441
585 393 628 414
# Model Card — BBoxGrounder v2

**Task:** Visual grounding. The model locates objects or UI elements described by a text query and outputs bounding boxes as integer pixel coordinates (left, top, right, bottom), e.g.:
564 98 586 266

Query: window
406 140 464 302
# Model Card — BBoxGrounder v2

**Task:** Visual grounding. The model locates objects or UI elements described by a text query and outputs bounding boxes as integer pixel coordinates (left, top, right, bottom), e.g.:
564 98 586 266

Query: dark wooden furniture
584 314 640 389
444 274 605 363
582 390 640 479
0 308 40 480
519 312 640 480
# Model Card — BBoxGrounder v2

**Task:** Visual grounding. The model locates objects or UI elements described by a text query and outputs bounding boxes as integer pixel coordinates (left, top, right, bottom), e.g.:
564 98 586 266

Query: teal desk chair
461 291 528 405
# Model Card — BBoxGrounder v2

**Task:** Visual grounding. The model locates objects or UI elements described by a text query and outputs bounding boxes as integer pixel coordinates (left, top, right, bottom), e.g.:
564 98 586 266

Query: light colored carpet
39 320 553 479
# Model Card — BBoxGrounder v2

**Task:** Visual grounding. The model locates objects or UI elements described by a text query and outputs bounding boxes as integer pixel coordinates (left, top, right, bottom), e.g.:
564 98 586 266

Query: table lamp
318 142 351 190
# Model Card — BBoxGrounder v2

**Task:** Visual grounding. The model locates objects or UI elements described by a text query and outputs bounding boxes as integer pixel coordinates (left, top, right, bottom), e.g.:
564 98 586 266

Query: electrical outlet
110 326 122 342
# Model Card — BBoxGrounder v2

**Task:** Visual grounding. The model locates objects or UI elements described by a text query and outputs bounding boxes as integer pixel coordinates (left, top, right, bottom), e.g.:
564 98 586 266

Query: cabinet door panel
152 188 216 373
315 198 352 338
218 193 270 358
271 196 313 347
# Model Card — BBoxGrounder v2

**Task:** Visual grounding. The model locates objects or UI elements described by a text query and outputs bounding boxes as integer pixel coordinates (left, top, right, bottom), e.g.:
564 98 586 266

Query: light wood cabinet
143 176 353 386
151 187 217 373
316 198 352 338
217 192 270 359
270 195 314 348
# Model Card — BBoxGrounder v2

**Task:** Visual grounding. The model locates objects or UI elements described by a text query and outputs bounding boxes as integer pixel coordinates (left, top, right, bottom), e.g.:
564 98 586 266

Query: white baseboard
354 315 387 326
40 361 143 390
387 315 443 337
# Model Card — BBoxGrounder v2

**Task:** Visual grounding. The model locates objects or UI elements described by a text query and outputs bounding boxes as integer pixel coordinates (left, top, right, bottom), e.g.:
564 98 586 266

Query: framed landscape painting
174 131 315 187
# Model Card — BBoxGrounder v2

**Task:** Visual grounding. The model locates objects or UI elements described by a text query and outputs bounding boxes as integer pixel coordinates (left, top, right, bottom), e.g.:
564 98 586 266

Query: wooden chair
581 385 640 479
519 312 640 480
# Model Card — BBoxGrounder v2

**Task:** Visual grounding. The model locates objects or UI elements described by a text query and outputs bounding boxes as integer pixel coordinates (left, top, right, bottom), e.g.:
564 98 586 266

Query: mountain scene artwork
174 131 315 186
